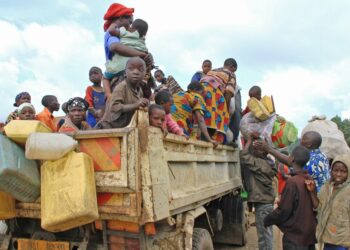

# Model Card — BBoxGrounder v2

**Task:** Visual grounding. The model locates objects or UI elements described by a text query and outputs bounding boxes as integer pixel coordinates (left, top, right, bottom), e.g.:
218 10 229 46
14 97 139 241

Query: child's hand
138 98 149 108
305 179 316 192
210 139 219 148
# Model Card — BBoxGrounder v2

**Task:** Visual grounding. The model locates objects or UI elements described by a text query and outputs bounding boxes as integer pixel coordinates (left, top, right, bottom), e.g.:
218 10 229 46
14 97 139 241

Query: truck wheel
192 228 213 250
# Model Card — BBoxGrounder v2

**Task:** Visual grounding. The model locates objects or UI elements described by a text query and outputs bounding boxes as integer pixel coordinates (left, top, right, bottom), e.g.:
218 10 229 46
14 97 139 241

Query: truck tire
192 228 213 250
212 194 248 246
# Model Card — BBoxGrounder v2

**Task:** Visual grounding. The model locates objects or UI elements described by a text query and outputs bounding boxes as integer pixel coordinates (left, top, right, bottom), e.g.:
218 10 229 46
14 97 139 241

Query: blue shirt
104 32 120 61
304 149 330 192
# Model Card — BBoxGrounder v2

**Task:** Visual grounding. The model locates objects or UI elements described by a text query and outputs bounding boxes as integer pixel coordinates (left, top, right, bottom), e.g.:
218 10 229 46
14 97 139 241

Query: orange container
78 137 121 171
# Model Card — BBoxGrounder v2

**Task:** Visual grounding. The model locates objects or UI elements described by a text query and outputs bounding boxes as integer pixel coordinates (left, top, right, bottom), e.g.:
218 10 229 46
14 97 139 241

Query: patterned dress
200 69 234 143
304 149 330 192
170 91 207 138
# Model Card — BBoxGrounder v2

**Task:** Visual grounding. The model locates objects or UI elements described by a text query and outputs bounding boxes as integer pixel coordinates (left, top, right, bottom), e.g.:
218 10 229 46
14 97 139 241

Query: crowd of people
0 2 349 250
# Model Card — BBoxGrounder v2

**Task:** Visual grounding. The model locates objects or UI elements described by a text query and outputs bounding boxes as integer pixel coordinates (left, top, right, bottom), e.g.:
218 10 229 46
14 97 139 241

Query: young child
148 104 166 129
240 133 276 250
17 103 36 120
6 92 31 124
104 19 152 97
154 69 183 95
154 90 185 136
36 95 60 131
98 57 149 129
254 140 317 249
171 81 217 146
85 67 105 127
191 59 212 82
306 154 350 250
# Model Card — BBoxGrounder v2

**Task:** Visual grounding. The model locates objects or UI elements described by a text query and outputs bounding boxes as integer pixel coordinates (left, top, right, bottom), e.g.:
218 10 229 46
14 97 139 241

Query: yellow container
0 191 16 219
41 151 99 232
4 120 52 145
261 95 275 114
247 97 271 121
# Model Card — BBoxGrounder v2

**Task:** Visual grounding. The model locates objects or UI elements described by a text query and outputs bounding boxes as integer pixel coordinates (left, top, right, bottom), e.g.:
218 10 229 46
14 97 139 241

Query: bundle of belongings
302 115 350 160
240 85 298 149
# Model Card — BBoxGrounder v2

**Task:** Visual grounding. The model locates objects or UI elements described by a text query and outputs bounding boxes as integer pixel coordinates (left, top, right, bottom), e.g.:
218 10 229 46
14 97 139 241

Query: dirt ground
214 212 283 250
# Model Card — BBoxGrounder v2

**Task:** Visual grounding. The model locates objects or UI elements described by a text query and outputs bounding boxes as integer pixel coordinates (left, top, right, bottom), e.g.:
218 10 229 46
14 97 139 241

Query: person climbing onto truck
36 95 60 131
17 103 36 121
171 81 218 146
154 90 185 136
240 132 276 250
6 92 31 124
200 58 237 143
85 66 105 128
58 97 90 132
98 57 149 129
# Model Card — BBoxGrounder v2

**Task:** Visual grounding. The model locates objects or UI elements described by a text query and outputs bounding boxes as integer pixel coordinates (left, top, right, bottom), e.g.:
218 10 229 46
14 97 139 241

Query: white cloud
0 20 104 121
255 58 350 132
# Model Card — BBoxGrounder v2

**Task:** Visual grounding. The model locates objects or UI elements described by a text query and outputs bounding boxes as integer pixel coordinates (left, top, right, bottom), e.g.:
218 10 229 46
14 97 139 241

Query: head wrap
67 97 89 112
103 3 134 31
14 92 31 107
18 102 36 114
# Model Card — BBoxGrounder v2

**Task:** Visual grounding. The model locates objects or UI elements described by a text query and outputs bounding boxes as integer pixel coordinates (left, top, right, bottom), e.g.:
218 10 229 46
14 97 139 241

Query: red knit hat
103 3 134 31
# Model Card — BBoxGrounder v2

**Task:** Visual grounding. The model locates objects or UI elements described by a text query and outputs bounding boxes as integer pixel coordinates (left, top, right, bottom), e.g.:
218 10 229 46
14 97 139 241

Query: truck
1 110 247 250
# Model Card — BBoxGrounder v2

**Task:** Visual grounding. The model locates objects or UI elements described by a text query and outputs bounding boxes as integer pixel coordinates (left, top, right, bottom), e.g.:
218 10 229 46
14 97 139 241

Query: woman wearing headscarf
103 3 153 99
58 97 90 133
306 154 350 250
200 58 237 143
6 92 31 124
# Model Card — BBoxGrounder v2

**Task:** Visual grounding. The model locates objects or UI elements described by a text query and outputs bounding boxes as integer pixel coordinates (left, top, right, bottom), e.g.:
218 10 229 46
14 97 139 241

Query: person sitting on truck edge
85 66 105 128
154 90 185 136
240 133 276 250
58 97 90 132
171 81 218 147
260 144 317 250
97 57 149 129
6 92 31 124
191 59 212 82
301 131 330 192
17 103 36 121
148 104 166 131
36 95 60 132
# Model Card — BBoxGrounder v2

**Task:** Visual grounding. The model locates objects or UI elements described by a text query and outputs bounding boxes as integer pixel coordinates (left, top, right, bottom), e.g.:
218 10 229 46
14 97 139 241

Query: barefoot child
98 57 149 129
154 90 185 136
85 67 105 127
36 95 60 131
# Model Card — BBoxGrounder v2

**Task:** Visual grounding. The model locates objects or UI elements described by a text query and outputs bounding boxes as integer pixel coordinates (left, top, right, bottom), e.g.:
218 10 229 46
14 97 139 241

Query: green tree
331 115 350 147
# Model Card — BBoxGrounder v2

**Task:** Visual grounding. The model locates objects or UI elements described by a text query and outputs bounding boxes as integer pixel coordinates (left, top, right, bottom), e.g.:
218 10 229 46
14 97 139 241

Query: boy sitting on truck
240 132 276 250
98 57 149 129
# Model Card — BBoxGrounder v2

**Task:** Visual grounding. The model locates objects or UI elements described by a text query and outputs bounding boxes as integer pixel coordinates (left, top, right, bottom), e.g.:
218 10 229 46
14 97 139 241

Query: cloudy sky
1 0 349 133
